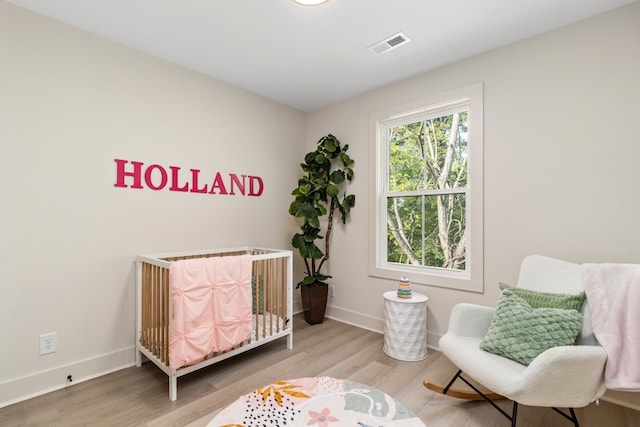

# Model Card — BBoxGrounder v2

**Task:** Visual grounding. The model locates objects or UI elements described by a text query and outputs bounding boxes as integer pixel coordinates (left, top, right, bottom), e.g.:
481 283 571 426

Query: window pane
388 111 468 192
386 194 466 270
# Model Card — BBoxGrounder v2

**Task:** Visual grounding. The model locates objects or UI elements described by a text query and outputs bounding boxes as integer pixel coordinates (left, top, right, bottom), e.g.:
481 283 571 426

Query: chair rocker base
428 370 580 427
422 380 503 401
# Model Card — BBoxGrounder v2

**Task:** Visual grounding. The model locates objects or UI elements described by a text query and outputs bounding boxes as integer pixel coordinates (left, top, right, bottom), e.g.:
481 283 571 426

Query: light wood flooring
2 315 639 427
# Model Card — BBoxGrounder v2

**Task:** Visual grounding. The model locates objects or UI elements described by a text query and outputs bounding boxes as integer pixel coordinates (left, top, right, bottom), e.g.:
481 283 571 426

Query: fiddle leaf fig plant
289 134 355 288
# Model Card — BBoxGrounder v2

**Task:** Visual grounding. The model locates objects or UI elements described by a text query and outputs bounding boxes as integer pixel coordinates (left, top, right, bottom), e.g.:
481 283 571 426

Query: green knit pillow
480 290 583 365
499 282 585 311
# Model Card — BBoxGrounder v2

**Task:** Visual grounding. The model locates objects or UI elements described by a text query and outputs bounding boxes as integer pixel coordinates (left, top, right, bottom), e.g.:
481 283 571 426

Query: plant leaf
344 194 356 208
329 170 345 184
324 137 337 152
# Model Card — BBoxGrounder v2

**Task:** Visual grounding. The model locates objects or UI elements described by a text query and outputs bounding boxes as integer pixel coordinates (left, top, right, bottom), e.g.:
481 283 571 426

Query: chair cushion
480 290 583 365
499 282 585 311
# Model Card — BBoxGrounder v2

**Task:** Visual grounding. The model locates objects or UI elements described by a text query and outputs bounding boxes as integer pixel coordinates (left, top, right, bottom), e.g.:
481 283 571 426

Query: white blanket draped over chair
582 263 640 392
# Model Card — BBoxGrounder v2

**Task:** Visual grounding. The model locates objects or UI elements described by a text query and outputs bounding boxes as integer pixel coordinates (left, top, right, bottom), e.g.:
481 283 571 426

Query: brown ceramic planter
300 282 329 325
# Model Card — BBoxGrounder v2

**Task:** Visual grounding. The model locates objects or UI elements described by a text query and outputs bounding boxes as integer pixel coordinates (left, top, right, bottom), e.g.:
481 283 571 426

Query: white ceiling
7 0 637 111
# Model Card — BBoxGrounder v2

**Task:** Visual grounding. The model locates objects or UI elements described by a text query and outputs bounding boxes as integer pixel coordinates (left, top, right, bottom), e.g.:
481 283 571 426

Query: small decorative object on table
397 276 412 299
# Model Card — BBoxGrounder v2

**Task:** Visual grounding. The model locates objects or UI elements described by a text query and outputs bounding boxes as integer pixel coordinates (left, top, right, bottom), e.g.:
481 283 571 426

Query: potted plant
289 134 356 324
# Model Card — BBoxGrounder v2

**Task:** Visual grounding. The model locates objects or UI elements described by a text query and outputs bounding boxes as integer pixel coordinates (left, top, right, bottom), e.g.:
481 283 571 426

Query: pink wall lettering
114 159 264 196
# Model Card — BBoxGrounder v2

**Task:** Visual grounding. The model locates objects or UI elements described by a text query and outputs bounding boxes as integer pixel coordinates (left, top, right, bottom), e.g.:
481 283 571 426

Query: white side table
383 291 428 361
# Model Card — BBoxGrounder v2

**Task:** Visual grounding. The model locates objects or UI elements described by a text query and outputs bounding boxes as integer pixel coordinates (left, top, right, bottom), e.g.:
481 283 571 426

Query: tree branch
387 198 421 265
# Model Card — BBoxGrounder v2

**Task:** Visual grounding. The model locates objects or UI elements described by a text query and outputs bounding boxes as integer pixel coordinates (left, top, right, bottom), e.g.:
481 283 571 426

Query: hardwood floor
2 315 639 426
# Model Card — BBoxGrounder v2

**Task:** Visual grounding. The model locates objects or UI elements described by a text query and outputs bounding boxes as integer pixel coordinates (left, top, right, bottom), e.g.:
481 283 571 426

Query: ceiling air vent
368 32 411 56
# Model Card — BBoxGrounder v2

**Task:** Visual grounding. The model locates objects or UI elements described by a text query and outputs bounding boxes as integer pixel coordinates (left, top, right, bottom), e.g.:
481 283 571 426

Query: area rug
207 376 426 426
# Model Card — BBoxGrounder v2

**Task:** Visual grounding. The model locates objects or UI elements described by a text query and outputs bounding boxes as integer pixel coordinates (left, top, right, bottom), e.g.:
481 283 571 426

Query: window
369 83 483 292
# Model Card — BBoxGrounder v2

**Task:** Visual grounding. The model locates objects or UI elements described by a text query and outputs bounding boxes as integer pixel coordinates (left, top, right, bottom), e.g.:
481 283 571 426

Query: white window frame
368 82 484 292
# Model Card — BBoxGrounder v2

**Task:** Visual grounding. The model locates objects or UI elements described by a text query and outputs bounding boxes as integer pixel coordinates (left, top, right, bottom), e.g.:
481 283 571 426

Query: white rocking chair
427 255 607 427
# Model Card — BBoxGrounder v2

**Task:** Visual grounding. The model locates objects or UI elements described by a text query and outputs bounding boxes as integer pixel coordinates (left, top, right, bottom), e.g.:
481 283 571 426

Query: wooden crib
135 247 293 401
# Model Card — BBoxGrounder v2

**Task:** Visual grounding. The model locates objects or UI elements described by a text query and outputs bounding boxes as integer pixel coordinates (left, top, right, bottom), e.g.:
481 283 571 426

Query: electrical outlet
329 284 335 297
40 332 57 355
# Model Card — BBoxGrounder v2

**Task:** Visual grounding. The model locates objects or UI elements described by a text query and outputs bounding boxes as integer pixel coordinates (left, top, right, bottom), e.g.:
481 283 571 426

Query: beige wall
0 2 305 405
309 2 640 408
2 0 640 409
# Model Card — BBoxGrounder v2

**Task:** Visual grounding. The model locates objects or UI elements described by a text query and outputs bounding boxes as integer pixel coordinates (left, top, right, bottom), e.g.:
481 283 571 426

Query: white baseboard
601 390 640 412
325 304 443 350
0 346 136 409
326 304 385 333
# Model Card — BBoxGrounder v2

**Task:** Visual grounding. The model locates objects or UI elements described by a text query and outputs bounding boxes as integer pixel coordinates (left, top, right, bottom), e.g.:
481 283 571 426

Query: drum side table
383 291 429 361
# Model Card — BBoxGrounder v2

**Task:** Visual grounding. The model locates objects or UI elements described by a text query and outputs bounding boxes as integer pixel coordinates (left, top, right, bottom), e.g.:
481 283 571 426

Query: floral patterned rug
207 376 426 427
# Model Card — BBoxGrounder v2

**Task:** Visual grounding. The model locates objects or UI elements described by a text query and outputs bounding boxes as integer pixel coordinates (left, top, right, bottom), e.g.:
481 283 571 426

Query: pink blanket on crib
168 254 253 370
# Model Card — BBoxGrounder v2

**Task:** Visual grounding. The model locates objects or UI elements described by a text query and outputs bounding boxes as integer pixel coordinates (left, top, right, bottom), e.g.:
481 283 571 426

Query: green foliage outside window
385 111 468 270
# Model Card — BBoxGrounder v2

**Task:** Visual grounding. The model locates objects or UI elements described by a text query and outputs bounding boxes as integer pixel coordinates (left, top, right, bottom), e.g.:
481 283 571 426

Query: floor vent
368 32 411 55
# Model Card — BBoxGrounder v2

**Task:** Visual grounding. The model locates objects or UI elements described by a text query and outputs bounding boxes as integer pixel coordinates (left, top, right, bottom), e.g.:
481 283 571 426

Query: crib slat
268 258 274 336
162 267 169 365
141 262 148 349
279 256 285 332
262 257 266 340
155 265 159 358
151 265 157 358
259 258 266 340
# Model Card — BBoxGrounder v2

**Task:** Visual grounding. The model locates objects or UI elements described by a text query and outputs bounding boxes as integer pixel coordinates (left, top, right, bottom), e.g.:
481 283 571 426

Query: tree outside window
385 108 468 270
